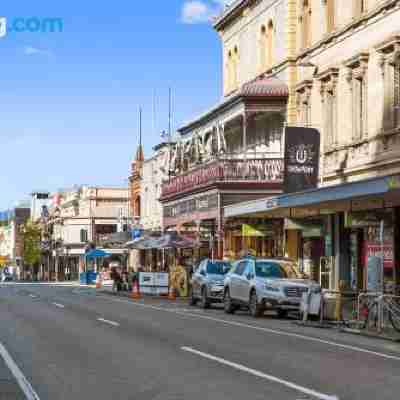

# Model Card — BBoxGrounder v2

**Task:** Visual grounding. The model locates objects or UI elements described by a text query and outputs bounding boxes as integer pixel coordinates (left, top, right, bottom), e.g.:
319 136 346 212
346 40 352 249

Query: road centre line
0 341 41 400
182 346 339 400
52 303 65 309
96 295 400 362
97 318 120 327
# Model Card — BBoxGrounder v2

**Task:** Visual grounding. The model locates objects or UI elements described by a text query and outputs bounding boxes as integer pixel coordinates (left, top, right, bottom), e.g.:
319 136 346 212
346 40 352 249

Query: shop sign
284 126 320 194
344 212 382 228
351 197 384 211
242 224 274 237
387 175 400 190
291 207 319 218
364 243 393 270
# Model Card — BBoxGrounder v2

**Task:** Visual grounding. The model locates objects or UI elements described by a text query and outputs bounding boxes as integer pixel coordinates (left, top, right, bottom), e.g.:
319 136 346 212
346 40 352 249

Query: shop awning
225 174 400 218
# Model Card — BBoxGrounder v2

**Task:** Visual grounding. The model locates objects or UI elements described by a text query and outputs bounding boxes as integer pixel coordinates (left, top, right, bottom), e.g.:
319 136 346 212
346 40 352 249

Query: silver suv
190 259 232 308
223 257 320 318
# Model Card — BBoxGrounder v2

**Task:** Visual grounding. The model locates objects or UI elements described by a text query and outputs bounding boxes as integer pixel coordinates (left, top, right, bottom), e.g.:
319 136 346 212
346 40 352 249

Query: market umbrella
154 232 198 249
85 249 111 259
126 236 161 250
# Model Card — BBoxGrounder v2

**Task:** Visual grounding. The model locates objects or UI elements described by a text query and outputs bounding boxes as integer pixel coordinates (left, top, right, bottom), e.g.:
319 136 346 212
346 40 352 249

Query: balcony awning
224 174 400 218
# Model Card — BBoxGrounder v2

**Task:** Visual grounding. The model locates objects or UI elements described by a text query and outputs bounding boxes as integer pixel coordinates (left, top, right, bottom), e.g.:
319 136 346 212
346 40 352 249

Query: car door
192 260 205 298
237 260 255 302
230 261 246 300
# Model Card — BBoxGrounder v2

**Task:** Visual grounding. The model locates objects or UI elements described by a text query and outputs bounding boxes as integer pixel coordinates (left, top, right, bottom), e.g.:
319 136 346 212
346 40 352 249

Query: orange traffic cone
168 285 176 300
131 280 141 299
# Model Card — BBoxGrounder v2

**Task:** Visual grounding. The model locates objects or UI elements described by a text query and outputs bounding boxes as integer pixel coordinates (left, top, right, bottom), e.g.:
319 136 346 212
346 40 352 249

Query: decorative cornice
344 52 369 83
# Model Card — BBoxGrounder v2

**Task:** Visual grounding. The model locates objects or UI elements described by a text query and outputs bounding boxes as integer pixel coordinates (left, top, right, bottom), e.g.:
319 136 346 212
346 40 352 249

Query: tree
22 220 42 273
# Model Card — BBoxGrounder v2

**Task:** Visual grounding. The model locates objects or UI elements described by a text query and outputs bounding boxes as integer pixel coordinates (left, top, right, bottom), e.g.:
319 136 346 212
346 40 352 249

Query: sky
0 0 233 210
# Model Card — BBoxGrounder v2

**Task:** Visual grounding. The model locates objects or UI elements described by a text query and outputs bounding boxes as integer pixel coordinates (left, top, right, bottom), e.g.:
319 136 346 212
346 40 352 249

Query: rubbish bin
80 272 88 285
87 271 98 285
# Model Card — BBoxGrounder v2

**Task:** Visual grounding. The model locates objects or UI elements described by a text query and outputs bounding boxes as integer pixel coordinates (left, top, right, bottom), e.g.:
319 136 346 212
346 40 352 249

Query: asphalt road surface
0 284 399 400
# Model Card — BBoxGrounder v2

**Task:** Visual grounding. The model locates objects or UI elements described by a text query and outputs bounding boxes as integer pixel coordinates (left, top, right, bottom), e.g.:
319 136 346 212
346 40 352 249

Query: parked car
223 256 320 318
190 259 232 308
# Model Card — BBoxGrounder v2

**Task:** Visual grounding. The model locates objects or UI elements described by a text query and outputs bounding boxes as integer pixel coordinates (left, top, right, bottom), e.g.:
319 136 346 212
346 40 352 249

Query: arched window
326 0 335 33
227 50 233 92
354 0 367 18
267 20 274 68
233 46 239 89
259 25 267 71
301 0 312 49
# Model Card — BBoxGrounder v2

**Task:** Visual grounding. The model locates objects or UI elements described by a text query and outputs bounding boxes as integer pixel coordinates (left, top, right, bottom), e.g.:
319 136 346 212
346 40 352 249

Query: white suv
223 257 320 318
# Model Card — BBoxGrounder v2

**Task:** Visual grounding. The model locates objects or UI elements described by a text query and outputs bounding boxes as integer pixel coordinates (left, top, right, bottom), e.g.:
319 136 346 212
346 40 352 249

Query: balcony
161 156 283 199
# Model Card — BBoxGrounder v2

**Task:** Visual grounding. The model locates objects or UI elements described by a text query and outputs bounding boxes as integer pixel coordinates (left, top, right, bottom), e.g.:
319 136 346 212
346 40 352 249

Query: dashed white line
97 318 120 327
0 341 41 400
95 295 400 362
52 303 65 309
182 346 339 400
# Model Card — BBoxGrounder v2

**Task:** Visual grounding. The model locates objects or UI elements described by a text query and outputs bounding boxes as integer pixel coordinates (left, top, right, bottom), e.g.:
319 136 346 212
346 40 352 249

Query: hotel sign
284 127 320 194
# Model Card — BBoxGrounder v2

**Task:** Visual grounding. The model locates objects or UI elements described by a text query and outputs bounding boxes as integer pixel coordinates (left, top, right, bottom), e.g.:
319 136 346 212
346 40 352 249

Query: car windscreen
207 261 231 275
255 262 299 279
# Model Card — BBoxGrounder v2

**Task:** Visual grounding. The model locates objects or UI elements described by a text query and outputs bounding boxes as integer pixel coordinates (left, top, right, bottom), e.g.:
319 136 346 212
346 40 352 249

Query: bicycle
359 293 400 333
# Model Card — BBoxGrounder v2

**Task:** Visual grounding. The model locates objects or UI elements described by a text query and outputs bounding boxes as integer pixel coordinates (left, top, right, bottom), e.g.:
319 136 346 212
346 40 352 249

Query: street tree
22 220 42 277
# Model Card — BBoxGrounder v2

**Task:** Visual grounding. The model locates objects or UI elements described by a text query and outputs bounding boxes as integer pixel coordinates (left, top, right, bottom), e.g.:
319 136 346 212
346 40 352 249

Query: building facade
224 0 400 292
43 186 129 280
159 0 302 262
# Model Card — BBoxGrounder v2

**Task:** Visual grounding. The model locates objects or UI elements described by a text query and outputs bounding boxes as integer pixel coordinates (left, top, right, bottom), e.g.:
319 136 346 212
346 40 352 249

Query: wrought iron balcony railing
161 157 283 198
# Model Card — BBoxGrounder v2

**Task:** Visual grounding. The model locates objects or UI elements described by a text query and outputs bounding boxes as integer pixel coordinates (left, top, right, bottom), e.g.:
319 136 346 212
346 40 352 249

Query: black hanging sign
284 126 320 193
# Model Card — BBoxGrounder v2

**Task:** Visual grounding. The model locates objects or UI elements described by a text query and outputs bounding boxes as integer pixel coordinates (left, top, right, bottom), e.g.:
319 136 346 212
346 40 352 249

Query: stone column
394 207 400 290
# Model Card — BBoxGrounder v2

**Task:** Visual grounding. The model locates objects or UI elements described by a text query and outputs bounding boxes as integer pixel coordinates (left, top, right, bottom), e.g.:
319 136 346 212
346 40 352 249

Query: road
0 284 399 400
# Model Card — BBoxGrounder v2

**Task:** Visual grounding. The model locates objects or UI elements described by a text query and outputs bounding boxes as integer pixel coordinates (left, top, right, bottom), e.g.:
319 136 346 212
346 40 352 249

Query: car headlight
265 284 281 292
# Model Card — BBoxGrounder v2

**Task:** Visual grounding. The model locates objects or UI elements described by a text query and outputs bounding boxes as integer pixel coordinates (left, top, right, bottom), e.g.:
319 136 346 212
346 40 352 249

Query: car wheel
224 289 235 314
201 287 211 309
189 288 198 306
249 291 264 318
277 309 288 319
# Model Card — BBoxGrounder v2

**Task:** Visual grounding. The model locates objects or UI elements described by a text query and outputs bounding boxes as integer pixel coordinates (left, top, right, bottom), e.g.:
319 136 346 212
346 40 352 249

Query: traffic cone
168 285 176 300
131 280 141 299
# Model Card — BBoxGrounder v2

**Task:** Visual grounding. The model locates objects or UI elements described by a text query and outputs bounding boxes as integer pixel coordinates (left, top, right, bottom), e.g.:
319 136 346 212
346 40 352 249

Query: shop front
223 218 284 260
224 174 400 292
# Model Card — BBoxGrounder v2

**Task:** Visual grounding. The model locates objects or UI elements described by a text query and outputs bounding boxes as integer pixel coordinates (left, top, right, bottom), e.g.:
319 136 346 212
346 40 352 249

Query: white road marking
182 346 339 400
95 295 400 362
0 341 41 400
29 294 37 298
97 318 120 327
52 303 65 309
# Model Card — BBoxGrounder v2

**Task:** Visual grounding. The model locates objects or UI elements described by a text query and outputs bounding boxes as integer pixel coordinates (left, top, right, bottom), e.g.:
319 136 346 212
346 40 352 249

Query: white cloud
181 0 232 24
23 46 51 56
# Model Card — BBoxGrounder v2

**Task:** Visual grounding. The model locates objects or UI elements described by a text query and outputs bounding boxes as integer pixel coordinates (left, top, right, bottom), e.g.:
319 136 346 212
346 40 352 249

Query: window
325 0 335 34
296 81 312 126
226 47 239 93
300 0 312 49
243 261 255 277
255 261 299 278
318 68 339 149
234 261 247 276
206 261 232 275
354 0 367 19
395 62 400 127
377 37 400 131
345 53 369 141
259 25 267 71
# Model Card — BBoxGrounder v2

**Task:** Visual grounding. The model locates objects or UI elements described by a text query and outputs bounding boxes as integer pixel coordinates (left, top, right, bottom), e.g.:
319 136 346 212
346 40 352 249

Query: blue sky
0 0 231 209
